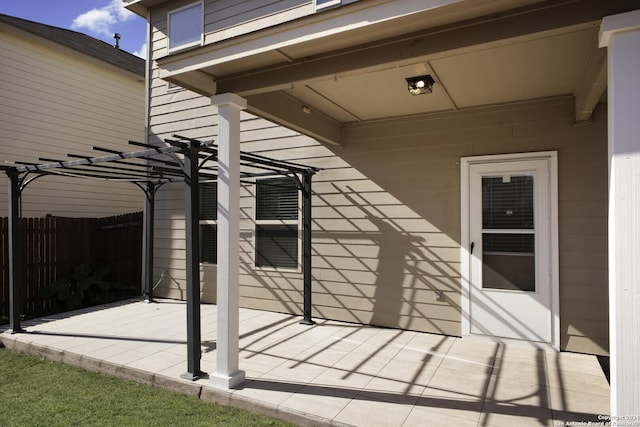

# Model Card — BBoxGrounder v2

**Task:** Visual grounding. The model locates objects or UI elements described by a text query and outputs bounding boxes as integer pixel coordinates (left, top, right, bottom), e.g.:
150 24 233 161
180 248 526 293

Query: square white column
600 9 640 419
210 93 247 389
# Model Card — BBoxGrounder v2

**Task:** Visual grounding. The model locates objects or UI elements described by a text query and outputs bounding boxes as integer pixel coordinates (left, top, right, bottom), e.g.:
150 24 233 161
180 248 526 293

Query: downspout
141 9 154 300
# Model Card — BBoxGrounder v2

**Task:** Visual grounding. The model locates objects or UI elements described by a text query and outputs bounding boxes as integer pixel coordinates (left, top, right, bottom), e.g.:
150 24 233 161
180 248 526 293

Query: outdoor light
406 74 435 95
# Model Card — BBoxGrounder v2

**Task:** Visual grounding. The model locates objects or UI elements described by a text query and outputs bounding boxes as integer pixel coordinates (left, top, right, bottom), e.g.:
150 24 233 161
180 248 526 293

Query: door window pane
482 233 535 291
482 175 533 229
481 173 536 292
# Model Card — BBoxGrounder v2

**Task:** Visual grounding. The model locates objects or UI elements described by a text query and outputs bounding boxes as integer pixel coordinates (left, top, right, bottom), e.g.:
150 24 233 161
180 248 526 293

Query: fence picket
0 212 142 319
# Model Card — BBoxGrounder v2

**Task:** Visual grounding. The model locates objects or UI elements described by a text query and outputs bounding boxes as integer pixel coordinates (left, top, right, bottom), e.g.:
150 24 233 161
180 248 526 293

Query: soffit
125 0 171 17
157 0 637 144
190 0 547 78
276 0 547 61
430 28 597 109
275 26 597 122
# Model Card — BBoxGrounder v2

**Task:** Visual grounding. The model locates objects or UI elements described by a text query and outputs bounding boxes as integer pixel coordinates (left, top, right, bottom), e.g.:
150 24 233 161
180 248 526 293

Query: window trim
315 0 342 11
166 82 184 93
167 1 203 54
253 177 301 272
460 151 559 349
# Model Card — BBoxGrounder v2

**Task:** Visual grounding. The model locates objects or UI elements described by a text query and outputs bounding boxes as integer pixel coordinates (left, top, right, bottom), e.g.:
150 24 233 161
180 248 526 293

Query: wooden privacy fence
0 212 142 319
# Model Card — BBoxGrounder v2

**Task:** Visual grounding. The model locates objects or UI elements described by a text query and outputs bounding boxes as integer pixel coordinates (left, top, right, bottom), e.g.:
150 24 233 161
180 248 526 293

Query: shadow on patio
0 299 609 427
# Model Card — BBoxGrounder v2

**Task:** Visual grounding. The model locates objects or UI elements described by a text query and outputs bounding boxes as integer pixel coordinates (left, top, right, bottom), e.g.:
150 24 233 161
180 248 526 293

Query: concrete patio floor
0 299 610 426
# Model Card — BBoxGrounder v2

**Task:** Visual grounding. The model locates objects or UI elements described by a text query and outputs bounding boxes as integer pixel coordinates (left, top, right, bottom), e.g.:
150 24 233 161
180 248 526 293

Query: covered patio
123 0 640 414
0 299 609 426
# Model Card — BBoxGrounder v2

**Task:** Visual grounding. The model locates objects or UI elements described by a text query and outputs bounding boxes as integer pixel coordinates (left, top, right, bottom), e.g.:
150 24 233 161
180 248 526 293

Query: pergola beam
3 135 319 387
15 145 183 174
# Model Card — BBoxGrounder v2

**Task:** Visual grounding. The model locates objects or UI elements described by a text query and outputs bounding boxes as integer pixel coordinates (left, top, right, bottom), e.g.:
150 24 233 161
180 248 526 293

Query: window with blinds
481 174 535 291
482 175 534 254
200 181 216 264
482 175 534 230
168 2 202 52
255 177 299 269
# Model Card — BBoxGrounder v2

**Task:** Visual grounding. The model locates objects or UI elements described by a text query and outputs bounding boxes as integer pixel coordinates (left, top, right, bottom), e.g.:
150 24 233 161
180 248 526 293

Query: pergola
1 134 319 382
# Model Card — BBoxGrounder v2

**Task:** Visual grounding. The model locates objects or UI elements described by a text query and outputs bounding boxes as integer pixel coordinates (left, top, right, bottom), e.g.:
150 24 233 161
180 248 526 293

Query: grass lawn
0 348 294 427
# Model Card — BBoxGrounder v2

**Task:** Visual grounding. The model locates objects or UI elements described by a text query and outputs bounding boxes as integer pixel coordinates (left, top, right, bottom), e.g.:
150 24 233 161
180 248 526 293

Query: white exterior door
468 158 553 343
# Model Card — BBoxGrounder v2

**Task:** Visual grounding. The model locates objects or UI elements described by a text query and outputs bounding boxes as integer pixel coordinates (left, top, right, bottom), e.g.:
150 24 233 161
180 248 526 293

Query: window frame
166 82 184 93
199 180 217 265
167 1 203 54
253 177 301 271
315 0 342 11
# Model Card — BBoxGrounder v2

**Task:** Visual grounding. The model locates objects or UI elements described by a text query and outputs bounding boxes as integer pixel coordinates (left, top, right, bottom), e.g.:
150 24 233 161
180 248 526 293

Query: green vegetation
0 349 293 427
39 264 121 309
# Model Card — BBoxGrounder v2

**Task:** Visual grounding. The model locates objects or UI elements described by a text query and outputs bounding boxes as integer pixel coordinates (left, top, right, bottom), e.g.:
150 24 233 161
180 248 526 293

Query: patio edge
0 333 350 427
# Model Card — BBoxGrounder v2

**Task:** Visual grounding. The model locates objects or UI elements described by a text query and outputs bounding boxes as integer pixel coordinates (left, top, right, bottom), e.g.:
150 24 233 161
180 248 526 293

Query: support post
300 171 315 325
142 182 156 303
181 142 203 381
6 169 24 334
600 10 640 420
210 93 246 389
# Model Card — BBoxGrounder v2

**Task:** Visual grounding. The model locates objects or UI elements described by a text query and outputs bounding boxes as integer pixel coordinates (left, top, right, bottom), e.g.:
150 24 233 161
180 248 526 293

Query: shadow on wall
340 187 425 328
308 175 463 336
147 98 610 354
177 125 467 337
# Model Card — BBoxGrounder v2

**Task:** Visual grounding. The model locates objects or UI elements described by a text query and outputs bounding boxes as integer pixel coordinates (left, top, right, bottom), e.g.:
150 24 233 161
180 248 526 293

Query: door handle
470 241 475 254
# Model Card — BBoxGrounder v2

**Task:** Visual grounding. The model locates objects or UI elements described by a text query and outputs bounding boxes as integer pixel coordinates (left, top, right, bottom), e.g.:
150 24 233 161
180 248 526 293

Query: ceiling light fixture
405 74 435 95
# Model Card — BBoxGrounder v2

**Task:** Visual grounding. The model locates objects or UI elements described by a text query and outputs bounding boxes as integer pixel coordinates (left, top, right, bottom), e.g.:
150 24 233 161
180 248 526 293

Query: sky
0 0 147 57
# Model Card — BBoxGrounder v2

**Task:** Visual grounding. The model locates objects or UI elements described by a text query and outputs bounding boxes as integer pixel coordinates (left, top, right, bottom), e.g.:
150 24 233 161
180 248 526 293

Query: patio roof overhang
2 135 320 380
153 0 638 147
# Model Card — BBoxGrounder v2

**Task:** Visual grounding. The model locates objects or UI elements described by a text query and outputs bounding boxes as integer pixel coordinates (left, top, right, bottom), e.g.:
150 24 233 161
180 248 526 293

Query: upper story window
168 2 203 52
315 0 341 10
167 82 184 92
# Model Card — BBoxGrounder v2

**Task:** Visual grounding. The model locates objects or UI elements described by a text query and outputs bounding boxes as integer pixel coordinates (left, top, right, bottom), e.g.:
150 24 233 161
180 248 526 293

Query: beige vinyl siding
203 0 311 44
339 97 608 355
147 5 219 296
150 0 313 55
147 6 607 354
148 84 608 355
0 28 144 218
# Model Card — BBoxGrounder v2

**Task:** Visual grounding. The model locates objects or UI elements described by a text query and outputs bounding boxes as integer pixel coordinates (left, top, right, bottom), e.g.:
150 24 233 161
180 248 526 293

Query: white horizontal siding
0 28 145 218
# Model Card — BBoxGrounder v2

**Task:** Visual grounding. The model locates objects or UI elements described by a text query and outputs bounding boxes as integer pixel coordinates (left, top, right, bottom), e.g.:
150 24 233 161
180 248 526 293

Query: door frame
460 151 559 349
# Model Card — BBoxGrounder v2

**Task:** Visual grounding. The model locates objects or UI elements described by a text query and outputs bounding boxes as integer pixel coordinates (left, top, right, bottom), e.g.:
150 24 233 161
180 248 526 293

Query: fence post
6 168 24 333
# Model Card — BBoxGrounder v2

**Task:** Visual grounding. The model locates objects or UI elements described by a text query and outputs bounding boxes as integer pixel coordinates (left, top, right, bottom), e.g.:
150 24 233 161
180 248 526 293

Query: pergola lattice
1 135 319 379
